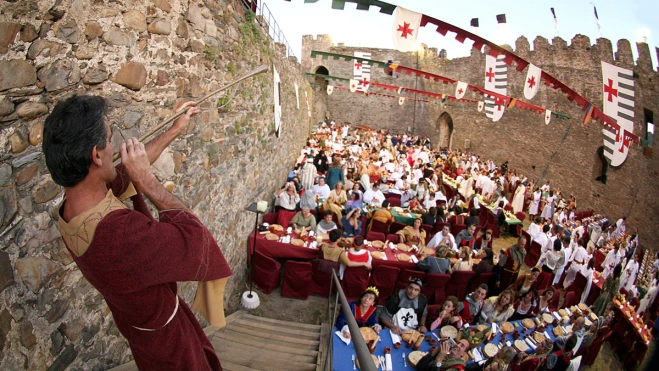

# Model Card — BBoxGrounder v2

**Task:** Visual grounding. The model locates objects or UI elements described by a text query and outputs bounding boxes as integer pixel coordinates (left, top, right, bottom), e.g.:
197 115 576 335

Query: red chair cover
263 213 278 224
423 273 451 305
252 250 281 294
450 223 466 237
445 271 475 300
524 241 542 268
309 259 338 297
421 224 434 244
467 273 494 296
563 291 577 309
521 231 532 252
565 272 588 300
535 272 553 292
368 219 390 234
426 304 442 328
433 222 450 234
504 204 514 212
342 267 371 302
386 234 400 244
387 193 402 200
366 231 386 242
389 222 407 235
369 265 401 305
387 198 402 207
281 260 312 300
276 210 297 229
515 212 526 223
582 329 611 366
395 269 426 291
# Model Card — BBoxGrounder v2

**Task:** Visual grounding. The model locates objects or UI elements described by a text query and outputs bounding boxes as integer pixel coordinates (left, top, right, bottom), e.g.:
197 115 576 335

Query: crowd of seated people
265 123 653 370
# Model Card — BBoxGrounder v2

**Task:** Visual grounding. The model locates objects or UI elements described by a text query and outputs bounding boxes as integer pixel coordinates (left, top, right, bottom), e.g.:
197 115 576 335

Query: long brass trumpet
112 64 269 161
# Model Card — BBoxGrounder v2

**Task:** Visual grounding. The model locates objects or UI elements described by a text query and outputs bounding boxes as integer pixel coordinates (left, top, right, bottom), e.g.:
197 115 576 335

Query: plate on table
359 327 378 343
371 240 385 249
291 238 305 246
500 322 515 334
522 318 535 330
396 243 411 252
553 327 565 337
440 325 458 339
409 351 428 367
514 339 529 352
483 343 498 358
589 313 598 322
392 206 404 212
355 354 380 370
371 251 385 260
270 224 284 231
534 332 546 344
578 303 589 313
264 233 279 241
396 254 411 262
558 309 569 318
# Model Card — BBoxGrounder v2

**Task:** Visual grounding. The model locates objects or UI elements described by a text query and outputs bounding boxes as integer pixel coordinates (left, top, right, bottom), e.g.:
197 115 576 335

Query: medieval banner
601 61 635 167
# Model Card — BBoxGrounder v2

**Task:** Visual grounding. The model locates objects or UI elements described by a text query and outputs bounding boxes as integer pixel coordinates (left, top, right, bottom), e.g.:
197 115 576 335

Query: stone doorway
314 65 329 85
435 112 454 149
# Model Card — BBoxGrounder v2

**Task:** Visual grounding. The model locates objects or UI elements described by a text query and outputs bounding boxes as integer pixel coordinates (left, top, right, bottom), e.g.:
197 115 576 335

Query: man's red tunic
58 166 232 370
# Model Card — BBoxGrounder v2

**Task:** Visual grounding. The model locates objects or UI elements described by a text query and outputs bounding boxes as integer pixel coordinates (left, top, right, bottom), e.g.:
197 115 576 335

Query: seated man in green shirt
290 207 316 232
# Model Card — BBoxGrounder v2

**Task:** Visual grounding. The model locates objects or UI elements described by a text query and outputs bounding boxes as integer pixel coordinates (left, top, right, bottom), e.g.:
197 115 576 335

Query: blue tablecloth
332 320 561 370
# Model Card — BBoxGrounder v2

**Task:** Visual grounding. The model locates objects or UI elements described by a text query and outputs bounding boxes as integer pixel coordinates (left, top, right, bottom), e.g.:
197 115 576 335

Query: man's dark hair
382 200 390 208
477 283 489 293
543 225 551 233
329 229 342 242
323 210 333 218
553 238 562 251
43 95 109 187
353 236 364 246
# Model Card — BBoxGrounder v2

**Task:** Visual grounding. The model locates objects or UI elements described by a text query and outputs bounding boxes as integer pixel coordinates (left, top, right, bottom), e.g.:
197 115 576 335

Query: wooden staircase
108 310 330 371
214 310 329 371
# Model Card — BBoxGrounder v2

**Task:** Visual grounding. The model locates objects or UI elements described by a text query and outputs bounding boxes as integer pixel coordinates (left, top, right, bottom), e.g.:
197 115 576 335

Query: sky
259 0 658 68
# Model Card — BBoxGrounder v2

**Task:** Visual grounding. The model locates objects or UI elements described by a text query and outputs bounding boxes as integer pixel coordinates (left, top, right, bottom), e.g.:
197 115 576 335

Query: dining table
332 318 565 370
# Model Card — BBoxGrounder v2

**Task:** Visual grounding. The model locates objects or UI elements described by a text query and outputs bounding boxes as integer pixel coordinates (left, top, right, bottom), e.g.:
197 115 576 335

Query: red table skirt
249 231 432 270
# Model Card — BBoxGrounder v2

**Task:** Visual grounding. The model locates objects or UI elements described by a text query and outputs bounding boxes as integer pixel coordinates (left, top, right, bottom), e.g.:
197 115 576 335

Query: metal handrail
253 1 297 61
323 269 377 371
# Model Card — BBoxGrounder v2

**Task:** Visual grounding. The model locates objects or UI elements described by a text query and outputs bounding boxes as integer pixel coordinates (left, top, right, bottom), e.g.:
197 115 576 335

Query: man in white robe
564 240 588 288
553 236 572 285
601 245 623 279
619 255 640 292
528 189 541 216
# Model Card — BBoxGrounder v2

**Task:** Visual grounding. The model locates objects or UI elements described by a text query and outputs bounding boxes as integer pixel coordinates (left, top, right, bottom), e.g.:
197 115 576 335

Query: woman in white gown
540 190 555 220
511 182 526 214
529 188 541 216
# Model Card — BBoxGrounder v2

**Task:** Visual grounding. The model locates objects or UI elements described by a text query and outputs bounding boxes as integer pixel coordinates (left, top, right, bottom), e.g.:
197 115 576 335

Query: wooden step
242 313 322 331
215 343 317 371
218 327 319 349
214 339 317 364
213 330 319 357
234 317 321 340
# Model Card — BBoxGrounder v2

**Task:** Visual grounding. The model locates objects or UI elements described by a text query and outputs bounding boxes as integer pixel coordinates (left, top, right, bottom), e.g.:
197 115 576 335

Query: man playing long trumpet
43 95 232 370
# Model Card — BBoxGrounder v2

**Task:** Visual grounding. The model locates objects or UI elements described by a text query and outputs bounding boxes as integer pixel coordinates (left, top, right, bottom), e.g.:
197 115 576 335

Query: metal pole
247 211 259 297
331 270 377 371
412 50 419 135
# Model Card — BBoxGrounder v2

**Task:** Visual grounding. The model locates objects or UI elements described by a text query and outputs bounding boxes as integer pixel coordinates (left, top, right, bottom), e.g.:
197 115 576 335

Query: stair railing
324 269 377 371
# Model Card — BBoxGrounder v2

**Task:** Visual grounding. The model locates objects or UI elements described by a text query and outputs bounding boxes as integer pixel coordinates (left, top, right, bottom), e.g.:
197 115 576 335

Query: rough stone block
16 102 48 120
16 162 39 186
20 23 38 42
0 98 14 117
123 10 147 32
102 27 137 46
56 19 80 43
0 251 14 294
0 60 37 91
9 130 27 153
148 19 171 35
82 65 108 85
84 21 103 40
37 59 79 92
27 39 65 60
28 122 44 145
152 0 172 12
32 175 60 203
112 62 147 91
0 22 21 54
15 256 59 293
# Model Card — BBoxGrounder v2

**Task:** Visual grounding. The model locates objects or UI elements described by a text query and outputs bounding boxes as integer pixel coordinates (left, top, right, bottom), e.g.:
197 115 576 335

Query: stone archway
435 112 454 149
314 65 329 85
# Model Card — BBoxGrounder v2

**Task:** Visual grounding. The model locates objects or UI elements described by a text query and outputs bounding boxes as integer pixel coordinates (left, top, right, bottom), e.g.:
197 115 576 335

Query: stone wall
0 0 316 369
302 34 659 251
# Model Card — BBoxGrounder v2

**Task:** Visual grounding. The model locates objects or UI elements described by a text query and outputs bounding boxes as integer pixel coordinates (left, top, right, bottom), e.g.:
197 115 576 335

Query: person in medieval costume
380 278 428 335
43 96 232 370
638 276 658 314
619 254 640 292
529 188 542 216
601 244 623 279
564 239 589 288
511 181 526 214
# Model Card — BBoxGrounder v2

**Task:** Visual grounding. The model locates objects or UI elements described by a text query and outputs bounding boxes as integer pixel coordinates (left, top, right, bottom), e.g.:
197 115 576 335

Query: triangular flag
478 101 484 112
455 81 468 99
524 63 542 100
545 110 552 125
327 85 334 95
392 6 422 52
397 86 403 94
398 97 405 105
349 79 358 92
550 8 559 35
583 103 594 125
496 14 506 23
593 6 601 33
507 98 517 109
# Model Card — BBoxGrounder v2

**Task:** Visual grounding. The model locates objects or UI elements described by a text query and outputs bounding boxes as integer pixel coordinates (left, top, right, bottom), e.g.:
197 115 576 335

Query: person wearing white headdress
619 254 640 292
638 277 658 314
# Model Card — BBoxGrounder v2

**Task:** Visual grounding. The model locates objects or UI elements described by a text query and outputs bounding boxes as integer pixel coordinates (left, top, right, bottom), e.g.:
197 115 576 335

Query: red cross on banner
604 78 618 102
527 76 536 88
355 62 362 70
397 22 414 38
360 78 370 86
486 68 495 83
